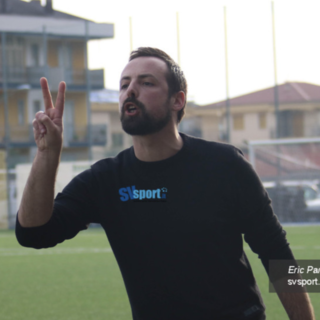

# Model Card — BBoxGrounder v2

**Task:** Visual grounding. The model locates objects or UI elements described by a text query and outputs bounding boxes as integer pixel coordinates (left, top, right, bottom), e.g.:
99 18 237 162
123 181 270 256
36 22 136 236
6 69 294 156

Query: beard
120 96 172 136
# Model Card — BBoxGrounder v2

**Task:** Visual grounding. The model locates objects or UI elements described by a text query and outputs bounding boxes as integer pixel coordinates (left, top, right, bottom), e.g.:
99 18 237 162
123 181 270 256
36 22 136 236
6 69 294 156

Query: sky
25 0 320 105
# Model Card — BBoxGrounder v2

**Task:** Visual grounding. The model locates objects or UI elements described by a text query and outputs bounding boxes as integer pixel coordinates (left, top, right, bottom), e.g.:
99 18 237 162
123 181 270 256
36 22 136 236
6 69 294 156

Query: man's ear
171 91 185 112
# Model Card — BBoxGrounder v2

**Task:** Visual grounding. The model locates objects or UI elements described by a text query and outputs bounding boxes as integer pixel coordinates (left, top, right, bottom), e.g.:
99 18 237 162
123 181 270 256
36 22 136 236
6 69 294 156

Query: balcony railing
0 67 104 90
0 67 27 84
0 124 107 147
63 124 107 147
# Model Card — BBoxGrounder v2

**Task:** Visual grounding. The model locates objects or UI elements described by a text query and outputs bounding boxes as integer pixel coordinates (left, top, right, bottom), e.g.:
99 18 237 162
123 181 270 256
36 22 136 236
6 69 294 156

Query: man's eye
121 84 128 90
143 82 154 86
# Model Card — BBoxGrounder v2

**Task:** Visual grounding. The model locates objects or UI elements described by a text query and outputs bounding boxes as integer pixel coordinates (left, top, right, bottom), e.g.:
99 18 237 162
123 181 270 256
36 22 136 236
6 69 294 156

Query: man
16 47 314 320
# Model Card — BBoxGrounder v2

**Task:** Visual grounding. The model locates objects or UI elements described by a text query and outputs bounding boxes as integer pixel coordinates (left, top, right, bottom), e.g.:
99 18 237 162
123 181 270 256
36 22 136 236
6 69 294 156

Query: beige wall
73 92 87 126
0 91 87 142
0 90 28 141
230 112 275 145
51 91 87 126
91 105 132 157
201 115 220 141
8 91 28 126
91 102 119 112
71 41 85 69
205 102 320 145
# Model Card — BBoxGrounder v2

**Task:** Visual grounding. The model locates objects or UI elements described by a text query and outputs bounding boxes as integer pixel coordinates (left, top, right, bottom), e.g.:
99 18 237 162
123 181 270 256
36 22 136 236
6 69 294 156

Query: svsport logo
119 185 167 202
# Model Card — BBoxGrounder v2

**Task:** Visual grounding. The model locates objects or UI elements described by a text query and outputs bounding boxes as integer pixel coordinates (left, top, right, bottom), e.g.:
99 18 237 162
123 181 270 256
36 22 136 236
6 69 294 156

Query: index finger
40 77 54 112
55 81 66 117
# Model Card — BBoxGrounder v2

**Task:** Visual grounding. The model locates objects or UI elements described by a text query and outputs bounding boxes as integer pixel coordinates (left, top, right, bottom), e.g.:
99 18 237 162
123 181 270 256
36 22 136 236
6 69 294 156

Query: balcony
0 124 107 148
0 67 26 84
63 124 107 147
0 67 104 90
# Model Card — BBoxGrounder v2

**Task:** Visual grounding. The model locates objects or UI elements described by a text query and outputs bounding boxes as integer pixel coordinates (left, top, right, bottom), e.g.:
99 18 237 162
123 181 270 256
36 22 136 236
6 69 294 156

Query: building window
33 100 41 115
58 44 72 68
278 110 304 138
63 101 75 144
31 44 40 67
17 37 25 46
64 100 74 124
259 113 267 129
6 36 13 45
233 114 244 130
5 36 25 68
18 100 25 125
112 133 124 147
292 111 304 137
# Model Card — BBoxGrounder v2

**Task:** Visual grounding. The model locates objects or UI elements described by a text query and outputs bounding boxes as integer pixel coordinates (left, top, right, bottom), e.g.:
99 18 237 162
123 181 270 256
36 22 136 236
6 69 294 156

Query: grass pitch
1 225 319 320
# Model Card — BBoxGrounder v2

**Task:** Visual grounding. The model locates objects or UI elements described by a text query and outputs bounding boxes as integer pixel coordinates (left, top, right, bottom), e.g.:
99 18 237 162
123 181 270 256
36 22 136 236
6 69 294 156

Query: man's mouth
124 103 139 115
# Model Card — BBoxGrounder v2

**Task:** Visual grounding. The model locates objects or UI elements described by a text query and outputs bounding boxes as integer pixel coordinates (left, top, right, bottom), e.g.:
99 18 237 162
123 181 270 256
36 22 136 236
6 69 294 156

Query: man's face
119 57 172 136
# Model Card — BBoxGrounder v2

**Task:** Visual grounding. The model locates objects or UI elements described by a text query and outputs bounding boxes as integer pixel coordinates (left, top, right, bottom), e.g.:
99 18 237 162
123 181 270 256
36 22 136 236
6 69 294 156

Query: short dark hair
129 47 187 124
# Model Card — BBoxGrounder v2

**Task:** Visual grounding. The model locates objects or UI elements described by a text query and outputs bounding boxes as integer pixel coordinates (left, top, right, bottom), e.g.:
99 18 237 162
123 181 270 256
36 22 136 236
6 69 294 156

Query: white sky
25 0 320 105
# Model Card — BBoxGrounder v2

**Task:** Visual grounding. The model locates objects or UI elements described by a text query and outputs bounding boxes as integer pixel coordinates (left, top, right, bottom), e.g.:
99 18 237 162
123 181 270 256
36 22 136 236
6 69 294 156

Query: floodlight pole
42 25 48 80
85 21 92 161
271 0 282 219
129 17 133 52
176 12 181 66
224 6 231 143
271 1 280 139
1 31 12 228
1 32 9 148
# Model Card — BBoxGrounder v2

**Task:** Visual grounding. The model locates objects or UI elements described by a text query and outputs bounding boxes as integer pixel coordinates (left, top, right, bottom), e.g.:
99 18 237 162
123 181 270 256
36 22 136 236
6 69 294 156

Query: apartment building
0 0 114 228
0 0 113 163
190 81 320 147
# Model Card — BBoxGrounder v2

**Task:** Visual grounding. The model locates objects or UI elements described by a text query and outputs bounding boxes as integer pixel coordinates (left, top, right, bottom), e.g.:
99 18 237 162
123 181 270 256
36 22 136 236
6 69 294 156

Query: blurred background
1 0 320 228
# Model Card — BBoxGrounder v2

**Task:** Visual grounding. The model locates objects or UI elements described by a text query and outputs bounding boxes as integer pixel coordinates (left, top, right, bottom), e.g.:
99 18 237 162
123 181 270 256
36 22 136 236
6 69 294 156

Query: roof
0 0 87 20
90 89 119 103
201 82 320 109
0 1 114 39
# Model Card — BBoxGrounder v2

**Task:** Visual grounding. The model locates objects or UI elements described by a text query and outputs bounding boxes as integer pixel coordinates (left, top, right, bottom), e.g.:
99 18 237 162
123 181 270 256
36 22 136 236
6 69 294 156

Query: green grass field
1 225 319 320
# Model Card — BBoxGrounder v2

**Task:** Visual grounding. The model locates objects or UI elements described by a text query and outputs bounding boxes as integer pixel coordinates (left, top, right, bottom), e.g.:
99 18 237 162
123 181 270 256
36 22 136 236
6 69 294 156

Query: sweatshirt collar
129 132 189 178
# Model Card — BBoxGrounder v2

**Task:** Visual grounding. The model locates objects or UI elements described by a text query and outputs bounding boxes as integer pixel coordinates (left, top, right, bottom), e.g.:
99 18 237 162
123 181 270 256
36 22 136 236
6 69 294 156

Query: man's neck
132 128 183 162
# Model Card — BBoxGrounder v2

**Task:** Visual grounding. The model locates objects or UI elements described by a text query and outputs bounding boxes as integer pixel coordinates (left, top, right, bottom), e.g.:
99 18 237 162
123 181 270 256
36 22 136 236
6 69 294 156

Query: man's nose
127 82 138 98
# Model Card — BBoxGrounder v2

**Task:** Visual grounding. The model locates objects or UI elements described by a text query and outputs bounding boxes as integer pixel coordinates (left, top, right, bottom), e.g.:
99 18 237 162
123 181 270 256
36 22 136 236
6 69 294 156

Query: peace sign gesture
32 78 66 153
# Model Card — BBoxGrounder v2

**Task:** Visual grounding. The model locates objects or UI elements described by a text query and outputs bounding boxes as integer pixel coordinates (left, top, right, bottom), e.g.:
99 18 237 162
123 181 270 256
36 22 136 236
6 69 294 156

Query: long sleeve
243 200 295 275
231 148 295 276
16 169 101 249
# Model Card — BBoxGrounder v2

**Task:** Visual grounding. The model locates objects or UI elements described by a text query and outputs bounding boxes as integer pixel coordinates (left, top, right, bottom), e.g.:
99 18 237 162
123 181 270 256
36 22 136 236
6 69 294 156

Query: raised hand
32 78 66 153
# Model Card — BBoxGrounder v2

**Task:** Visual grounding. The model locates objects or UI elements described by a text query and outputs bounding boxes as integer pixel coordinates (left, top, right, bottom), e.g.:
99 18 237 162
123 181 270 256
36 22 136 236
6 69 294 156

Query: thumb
35 112 58 134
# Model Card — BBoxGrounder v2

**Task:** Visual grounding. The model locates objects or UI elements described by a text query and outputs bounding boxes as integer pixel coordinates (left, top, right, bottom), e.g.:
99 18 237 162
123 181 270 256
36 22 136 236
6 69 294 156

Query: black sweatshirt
16 132 294 320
